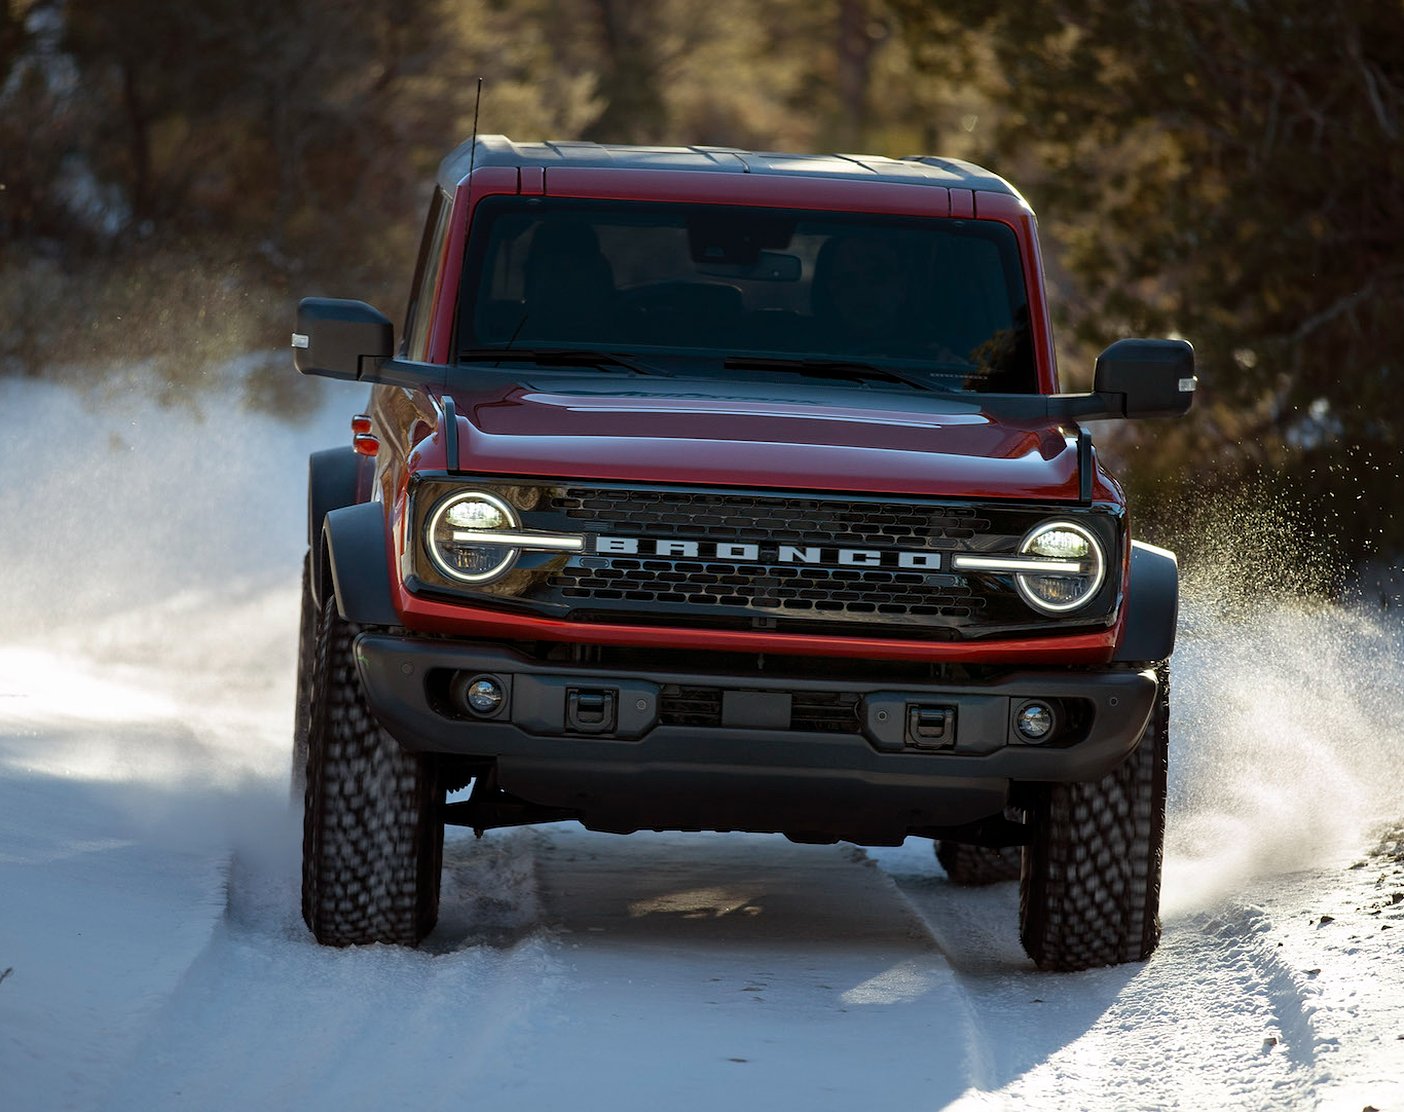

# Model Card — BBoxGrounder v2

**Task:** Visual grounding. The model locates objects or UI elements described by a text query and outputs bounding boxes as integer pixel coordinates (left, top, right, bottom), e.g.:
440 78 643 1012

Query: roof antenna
467 77 484 179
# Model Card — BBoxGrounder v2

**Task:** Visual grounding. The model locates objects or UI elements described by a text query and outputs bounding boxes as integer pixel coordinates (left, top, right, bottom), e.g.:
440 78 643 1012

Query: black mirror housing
1093 338 1197 418
293 298 394 381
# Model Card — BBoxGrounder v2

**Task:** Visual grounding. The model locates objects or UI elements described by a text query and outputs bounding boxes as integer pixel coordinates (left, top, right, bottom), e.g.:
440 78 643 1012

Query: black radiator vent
658 685 863 734
791 692 863 733
659 685 723 727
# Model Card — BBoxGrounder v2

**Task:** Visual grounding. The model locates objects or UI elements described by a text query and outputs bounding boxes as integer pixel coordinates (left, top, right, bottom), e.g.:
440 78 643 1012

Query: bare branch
1287 270 1404 345
1342 18 1400 140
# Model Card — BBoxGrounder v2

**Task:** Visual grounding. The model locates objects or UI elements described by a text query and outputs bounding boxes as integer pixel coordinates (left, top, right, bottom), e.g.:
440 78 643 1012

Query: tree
891 0 1404 561
1 1 26 77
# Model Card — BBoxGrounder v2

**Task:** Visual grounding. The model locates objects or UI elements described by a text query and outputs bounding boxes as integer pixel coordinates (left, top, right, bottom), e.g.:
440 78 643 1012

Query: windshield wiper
460 348 660 375
722 356 939 392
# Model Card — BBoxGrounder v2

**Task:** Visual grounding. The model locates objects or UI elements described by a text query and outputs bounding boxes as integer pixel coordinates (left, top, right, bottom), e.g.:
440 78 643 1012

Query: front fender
323 502 399 627
1112 541 1179 663
308 447 371 607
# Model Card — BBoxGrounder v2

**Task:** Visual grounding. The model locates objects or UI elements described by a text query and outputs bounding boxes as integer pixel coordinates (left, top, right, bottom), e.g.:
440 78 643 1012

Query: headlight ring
1014 520 1106 613
425 490 521 584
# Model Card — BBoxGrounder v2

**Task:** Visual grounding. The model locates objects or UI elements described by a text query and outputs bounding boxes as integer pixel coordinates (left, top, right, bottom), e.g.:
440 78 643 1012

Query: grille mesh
553 559 982 618
545 487 1009 623
551 489 992 548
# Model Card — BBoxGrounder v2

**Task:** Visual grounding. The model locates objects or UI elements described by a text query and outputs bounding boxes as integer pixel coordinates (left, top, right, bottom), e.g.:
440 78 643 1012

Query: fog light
464 676 505 716
1015 701 1054 742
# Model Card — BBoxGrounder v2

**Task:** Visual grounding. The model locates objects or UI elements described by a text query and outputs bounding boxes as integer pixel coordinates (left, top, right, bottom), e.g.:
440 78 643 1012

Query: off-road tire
1019 663 1169 971
290 553 316 796
301 597 443 946
936 841 1023 886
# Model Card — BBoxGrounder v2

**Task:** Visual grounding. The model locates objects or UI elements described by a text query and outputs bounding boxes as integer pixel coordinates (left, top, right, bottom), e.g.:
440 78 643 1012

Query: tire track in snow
1222 856 1404 1111
862 840 1036 1100
95 823 994 1112
868 841 1325 1110
1183 904 1326 1070
847 843 1016 1097
94 826 565 1112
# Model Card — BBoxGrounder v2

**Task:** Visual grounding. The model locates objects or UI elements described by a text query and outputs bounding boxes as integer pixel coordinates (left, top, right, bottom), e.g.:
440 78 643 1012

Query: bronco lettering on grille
594 535 945 570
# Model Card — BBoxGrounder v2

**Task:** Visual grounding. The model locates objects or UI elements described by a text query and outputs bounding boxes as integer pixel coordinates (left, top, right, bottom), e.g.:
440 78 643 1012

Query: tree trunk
587 0 667 143
120 59 151 222
835 0 873 150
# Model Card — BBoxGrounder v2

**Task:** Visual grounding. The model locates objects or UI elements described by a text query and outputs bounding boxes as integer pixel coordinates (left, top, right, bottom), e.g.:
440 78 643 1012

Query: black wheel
301 597 444 946
290 553 316 796
1019 663 1169 971
936 841 1022 886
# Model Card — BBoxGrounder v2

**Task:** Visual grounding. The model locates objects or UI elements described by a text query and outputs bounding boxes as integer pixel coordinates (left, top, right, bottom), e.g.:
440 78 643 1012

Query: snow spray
1159 491 1404 914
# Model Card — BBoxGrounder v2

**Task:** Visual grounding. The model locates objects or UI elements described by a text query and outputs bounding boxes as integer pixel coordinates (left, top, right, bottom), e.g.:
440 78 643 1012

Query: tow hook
566 687 618 734
905 705 957 750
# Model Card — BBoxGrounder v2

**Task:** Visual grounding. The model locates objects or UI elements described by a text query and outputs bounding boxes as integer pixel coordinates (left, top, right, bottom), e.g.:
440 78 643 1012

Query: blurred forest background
2 0 1401 573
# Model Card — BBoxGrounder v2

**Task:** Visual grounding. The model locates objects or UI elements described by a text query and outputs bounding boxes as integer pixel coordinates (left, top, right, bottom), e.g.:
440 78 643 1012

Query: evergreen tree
892 0 1404 560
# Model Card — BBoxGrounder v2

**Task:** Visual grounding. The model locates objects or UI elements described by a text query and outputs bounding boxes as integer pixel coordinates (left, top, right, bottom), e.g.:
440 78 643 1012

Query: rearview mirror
1093 338 1197 419
293 298 394 381
698 250 802 282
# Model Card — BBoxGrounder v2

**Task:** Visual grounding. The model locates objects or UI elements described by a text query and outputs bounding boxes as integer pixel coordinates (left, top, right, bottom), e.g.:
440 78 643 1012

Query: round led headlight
1015 521 1106 613
426 490 520 584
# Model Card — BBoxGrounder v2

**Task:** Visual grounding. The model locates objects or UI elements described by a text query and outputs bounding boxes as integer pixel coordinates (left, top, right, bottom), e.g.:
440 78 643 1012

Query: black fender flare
307 447 370 607
1113 541 1180 663
322 502 400 627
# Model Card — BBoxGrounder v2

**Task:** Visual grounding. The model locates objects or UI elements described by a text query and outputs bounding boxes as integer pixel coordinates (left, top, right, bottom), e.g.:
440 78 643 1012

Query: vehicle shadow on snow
518 826 937 952
241 823 1122 1107
452 825 1156 1105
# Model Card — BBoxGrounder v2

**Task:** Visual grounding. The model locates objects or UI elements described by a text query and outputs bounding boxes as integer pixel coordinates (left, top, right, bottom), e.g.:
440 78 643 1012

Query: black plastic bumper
354 634 1159 843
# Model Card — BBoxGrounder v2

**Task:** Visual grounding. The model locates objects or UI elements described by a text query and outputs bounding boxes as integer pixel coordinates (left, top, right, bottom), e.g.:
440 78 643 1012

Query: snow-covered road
2 373 1402 1110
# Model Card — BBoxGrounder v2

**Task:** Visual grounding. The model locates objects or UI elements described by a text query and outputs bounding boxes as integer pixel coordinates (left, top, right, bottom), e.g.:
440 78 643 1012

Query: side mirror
292 298 394 381
1093 338 1197 418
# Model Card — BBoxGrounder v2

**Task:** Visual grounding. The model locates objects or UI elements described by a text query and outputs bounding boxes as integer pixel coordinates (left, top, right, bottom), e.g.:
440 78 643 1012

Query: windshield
457 197 1037 393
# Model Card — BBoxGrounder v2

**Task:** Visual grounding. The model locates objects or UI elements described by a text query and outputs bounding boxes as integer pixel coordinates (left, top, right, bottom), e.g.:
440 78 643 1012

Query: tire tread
1018 663 1169 970
301 597 442 946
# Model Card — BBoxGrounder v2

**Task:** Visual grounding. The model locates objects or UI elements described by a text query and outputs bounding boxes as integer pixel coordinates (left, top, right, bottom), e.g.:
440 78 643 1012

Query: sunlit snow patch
840 958 946 1006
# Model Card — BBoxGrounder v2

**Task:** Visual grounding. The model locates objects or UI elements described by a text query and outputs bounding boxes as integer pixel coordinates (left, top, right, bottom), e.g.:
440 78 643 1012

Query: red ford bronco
292 136 1194 970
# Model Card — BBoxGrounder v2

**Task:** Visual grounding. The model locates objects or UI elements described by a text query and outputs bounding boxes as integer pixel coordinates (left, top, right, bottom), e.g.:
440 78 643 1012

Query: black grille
551 489 991 549
659 685 723 726
791 692 863 732
552 560 983 619
543 487 1015 627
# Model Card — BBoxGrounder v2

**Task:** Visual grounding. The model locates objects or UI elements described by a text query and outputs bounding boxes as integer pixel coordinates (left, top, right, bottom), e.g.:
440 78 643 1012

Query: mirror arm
358 357 451 390
308 354 495 394
1045 391 1126 422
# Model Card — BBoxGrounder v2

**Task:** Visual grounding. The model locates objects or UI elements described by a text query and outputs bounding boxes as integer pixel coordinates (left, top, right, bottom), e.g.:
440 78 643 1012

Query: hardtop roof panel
438 135 1017 198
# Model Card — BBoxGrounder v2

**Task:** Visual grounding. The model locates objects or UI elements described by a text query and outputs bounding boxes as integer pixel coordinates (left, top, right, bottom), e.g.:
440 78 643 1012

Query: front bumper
355 634 1158 843
351 629 1151 836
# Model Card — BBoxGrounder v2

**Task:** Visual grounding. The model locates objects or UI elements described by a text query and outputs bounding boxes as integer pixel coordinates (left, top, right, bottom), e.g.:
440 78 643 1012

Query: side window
402 190 452 361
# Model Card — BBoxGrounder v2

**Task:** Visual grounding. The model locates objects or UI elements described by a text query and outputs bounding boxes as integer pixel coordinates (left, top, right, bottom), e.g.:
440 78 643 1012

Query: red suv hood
448 377 1087 500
